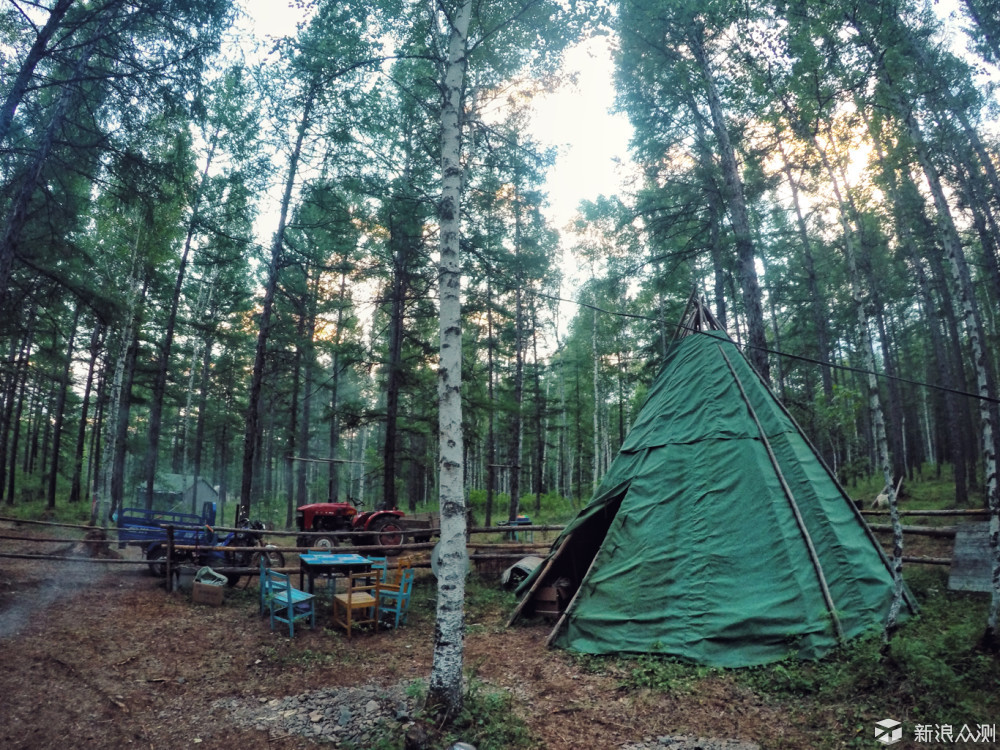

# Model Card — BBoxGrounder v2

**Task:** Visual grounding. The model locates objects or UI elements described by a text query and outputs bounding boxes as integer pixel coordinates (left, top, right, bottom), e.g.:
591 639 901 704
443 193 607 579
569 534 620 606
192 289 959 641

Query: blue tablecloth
299 553 372 593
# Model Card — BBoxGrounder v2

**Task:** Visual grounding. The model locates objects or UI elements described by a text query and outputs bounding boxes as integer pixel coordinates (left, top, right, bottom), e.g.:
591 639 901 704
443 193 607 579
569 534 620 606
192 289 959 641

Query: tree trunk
46 305 81 509
240 89 314 516
508 201 525 523
192 334 214 518
776 138 833 400
901 110 1000 644
686 21 769 382
383 221 408 512
0 0 76 145
811 126 906 638
297 271 318 508
0 12 107 305
532 299 544 514
427 0 472 721
2 322 34 505
591 295 599 495
485 275 496 527
327 271 348 505
143 134 217 509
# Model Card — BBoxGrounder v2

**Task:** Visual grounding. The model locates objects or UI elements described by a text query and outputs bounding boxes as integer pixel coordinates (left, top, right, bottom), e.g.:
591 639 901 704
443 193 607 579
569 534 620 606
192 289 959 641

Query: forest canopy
1 0 998 534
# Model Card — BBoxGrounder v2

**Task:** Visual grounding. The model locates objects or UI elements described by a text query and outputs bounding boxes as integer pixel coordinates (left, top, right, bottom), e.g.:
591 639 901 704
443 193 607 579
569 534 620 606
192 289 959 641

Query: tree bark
239 89 315 516
327 271 348 505
0 15 106 305
686 21 769 382
427 0 472 721
46 305 81 509
508 198 525 522
0 0 76 146
809 122 905 638
142 133 217 509
900 110 1000 643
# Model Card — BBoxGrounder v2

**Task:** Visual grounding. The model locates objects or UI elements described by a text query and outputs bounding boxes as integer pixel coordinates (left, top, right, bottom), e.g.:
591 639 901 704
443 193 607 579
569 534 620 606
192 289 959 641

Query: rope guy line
538 291 1000 406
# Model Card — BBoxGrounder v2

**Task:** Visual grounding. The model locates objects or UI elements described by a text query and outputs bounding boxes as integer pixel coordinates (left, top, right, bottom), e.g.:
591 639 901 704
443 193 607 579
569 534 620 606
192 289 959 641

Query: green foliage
2 487 91 525
442 678 535 750
377 678 535 750
467 489 577 527
623 654 716 694
734 568 1000 737
465 575 518 627
527 491 579 525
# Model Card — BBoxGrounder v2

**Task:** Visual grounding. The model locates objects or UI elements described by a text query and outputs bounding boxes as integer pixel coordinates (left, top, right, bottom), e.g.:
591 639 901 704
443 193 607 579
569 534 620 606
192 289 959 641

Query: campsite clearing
0 521 998 748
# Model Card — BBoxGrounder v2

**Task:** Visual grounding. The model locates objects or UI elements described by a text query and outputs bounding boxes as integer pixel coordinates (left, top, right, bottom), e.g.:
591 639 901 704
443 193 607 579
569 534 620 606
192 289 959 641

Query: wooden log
902 556 951 565
0 552 150 564
861 509 988 517
165 526 174 593
869 524 957 537
506 532 574 628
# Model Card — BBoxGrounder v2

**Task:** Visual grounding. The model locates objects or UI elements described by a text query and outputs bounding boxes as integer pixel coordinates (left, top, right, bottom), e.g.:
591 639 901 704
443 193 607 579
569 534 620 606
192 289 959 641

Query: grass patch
1 491 93 525
365 678 535 750
465 576 518 630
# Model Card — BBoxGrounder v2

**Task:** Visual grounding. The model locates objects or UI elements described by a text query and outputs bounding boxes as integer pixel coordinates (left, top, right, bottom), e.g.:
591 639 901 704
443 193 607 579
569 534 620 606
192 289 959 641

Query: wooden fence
2 509 990 574
0 516 562 580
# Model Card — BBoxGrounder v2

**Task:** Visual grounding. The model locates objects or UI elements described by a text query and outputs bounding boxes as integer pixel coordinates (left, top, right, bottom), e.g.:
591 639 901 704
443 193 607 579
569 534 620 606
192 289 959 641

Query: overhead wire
537 291 1000 406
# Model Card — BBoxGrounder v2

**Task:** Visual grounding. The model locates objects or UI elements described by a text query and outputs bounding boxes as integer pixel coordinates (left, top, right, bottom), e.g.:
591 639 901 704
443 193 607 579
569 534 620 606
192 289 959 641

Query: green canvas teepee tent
511 302 914 667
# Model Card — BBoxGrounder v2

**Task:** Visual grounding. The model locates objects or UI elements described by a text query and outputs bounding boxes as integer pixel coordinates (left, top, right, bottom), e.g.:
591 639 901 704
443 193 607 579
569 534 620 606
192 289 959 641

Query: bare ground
0 521 916 749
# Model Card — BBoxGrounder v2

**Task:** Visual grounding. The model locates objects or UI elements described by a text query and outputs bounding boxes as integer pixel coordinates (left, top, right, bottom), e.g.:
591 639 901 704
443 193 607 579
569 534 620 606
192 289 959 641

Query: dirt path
0 525 792 749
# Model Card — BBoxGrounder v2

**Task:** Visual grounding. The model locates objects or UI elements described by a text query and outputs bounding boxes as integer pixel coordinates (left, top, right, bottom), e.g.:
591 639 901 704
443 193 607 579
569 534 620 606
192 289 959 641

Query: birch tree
426 0 474 718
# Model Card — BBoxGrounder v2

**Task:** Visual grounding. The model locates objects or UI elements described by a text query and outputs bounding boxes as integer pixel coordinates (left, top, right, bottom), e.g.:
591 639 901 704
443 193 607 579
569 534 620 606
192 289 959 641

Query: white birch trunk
427 0 472 719
905 113 1000 644
813 136 905 636
591 301 599 494
96 228 143 526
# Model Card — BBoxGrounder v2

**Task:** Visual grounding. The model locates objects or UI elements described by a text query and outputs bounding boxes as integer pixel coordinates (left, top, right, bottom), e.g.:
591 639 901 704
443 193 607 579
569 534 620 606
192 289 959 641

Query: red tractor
295 501 410 551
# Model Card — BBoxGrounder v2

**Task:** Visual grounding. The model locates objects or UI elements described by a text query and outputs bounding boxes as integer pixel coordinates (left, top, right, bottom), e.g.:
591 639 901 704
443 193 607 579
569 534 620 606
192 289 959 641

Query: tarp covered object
515 329 912 667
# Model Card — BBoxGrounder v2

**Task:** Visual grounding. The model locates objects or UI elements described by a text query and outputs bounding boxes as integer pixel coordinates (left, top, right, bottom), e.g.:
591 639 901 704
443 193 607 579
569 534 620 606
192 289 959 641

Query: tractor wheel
311 535 338 551
146 546 167 577
369 517 406 552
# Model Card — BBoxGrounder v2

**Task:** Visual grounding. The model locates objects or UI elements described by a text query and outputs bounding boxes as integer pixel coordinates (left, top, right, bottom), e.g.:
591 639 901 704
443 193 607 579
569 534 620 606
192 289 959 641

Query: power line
539 292 1000 406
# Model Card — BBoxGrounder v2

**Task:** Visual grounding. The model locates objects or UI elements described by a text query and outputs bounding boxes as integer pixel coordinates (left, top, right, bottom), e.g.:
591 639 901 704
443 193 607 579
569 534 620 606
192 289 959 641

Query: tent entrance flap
513 485 629 624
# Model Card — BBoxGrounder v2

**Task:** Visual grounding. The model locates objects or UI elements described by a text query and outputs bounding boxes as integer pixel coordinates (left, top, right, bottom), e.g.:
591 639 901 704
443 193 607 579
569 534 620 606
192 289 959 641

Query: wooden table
298 553 373 594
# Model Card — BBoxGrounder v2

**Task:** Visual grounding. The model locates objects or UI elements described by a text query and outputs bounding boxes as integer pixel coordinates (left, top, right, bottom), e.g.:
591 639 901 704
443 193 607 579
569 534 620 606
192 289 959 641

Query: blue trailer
117 501 218 576
117 502 285 584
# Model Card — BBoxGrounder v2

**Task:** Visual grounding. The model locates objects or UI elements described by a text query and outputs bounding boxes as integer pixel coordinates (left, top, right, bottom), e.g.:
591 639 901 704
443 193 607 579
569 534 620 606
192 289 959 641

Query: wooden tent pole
718 345 846 642
672 289 699 343
545 541 604 648
506 531 574 627
730 339 919 615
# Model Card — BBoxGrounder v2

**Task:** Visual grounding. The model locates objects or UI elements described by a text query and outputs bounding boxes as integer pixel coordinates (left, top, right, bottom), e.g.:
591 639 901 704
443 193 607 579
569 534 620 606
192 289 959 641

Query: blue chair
259 556 276 615
262 563 315 637
378 567 415 629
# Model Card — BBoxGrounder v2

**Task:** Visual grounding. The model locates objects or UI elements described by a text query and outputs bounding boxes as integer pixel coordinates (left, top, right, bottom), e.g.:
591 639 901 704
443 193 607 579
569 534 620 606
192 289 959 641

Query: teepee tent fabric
514 327 912 668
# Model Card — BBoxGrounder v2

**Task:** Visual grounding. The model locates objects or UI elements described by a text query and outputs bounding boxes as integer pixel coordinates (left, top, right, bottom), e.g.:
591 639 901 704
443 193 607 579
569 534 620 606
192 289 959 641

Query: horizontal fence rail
3 514 978 571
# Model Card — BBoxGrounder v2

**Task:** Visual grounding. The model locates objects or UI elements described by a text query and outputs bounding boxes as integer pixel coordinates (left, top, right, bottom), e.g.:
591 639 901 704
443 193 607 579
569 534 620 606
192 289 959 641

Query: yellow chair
331 571 381 639
382 556 413 586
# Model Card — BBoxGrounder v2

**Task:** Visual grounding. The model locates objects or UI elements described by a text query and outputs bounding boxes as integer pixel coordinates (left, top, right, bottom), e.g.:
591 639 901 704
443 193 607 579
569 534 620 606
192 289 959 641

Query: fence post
166 525 174 593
